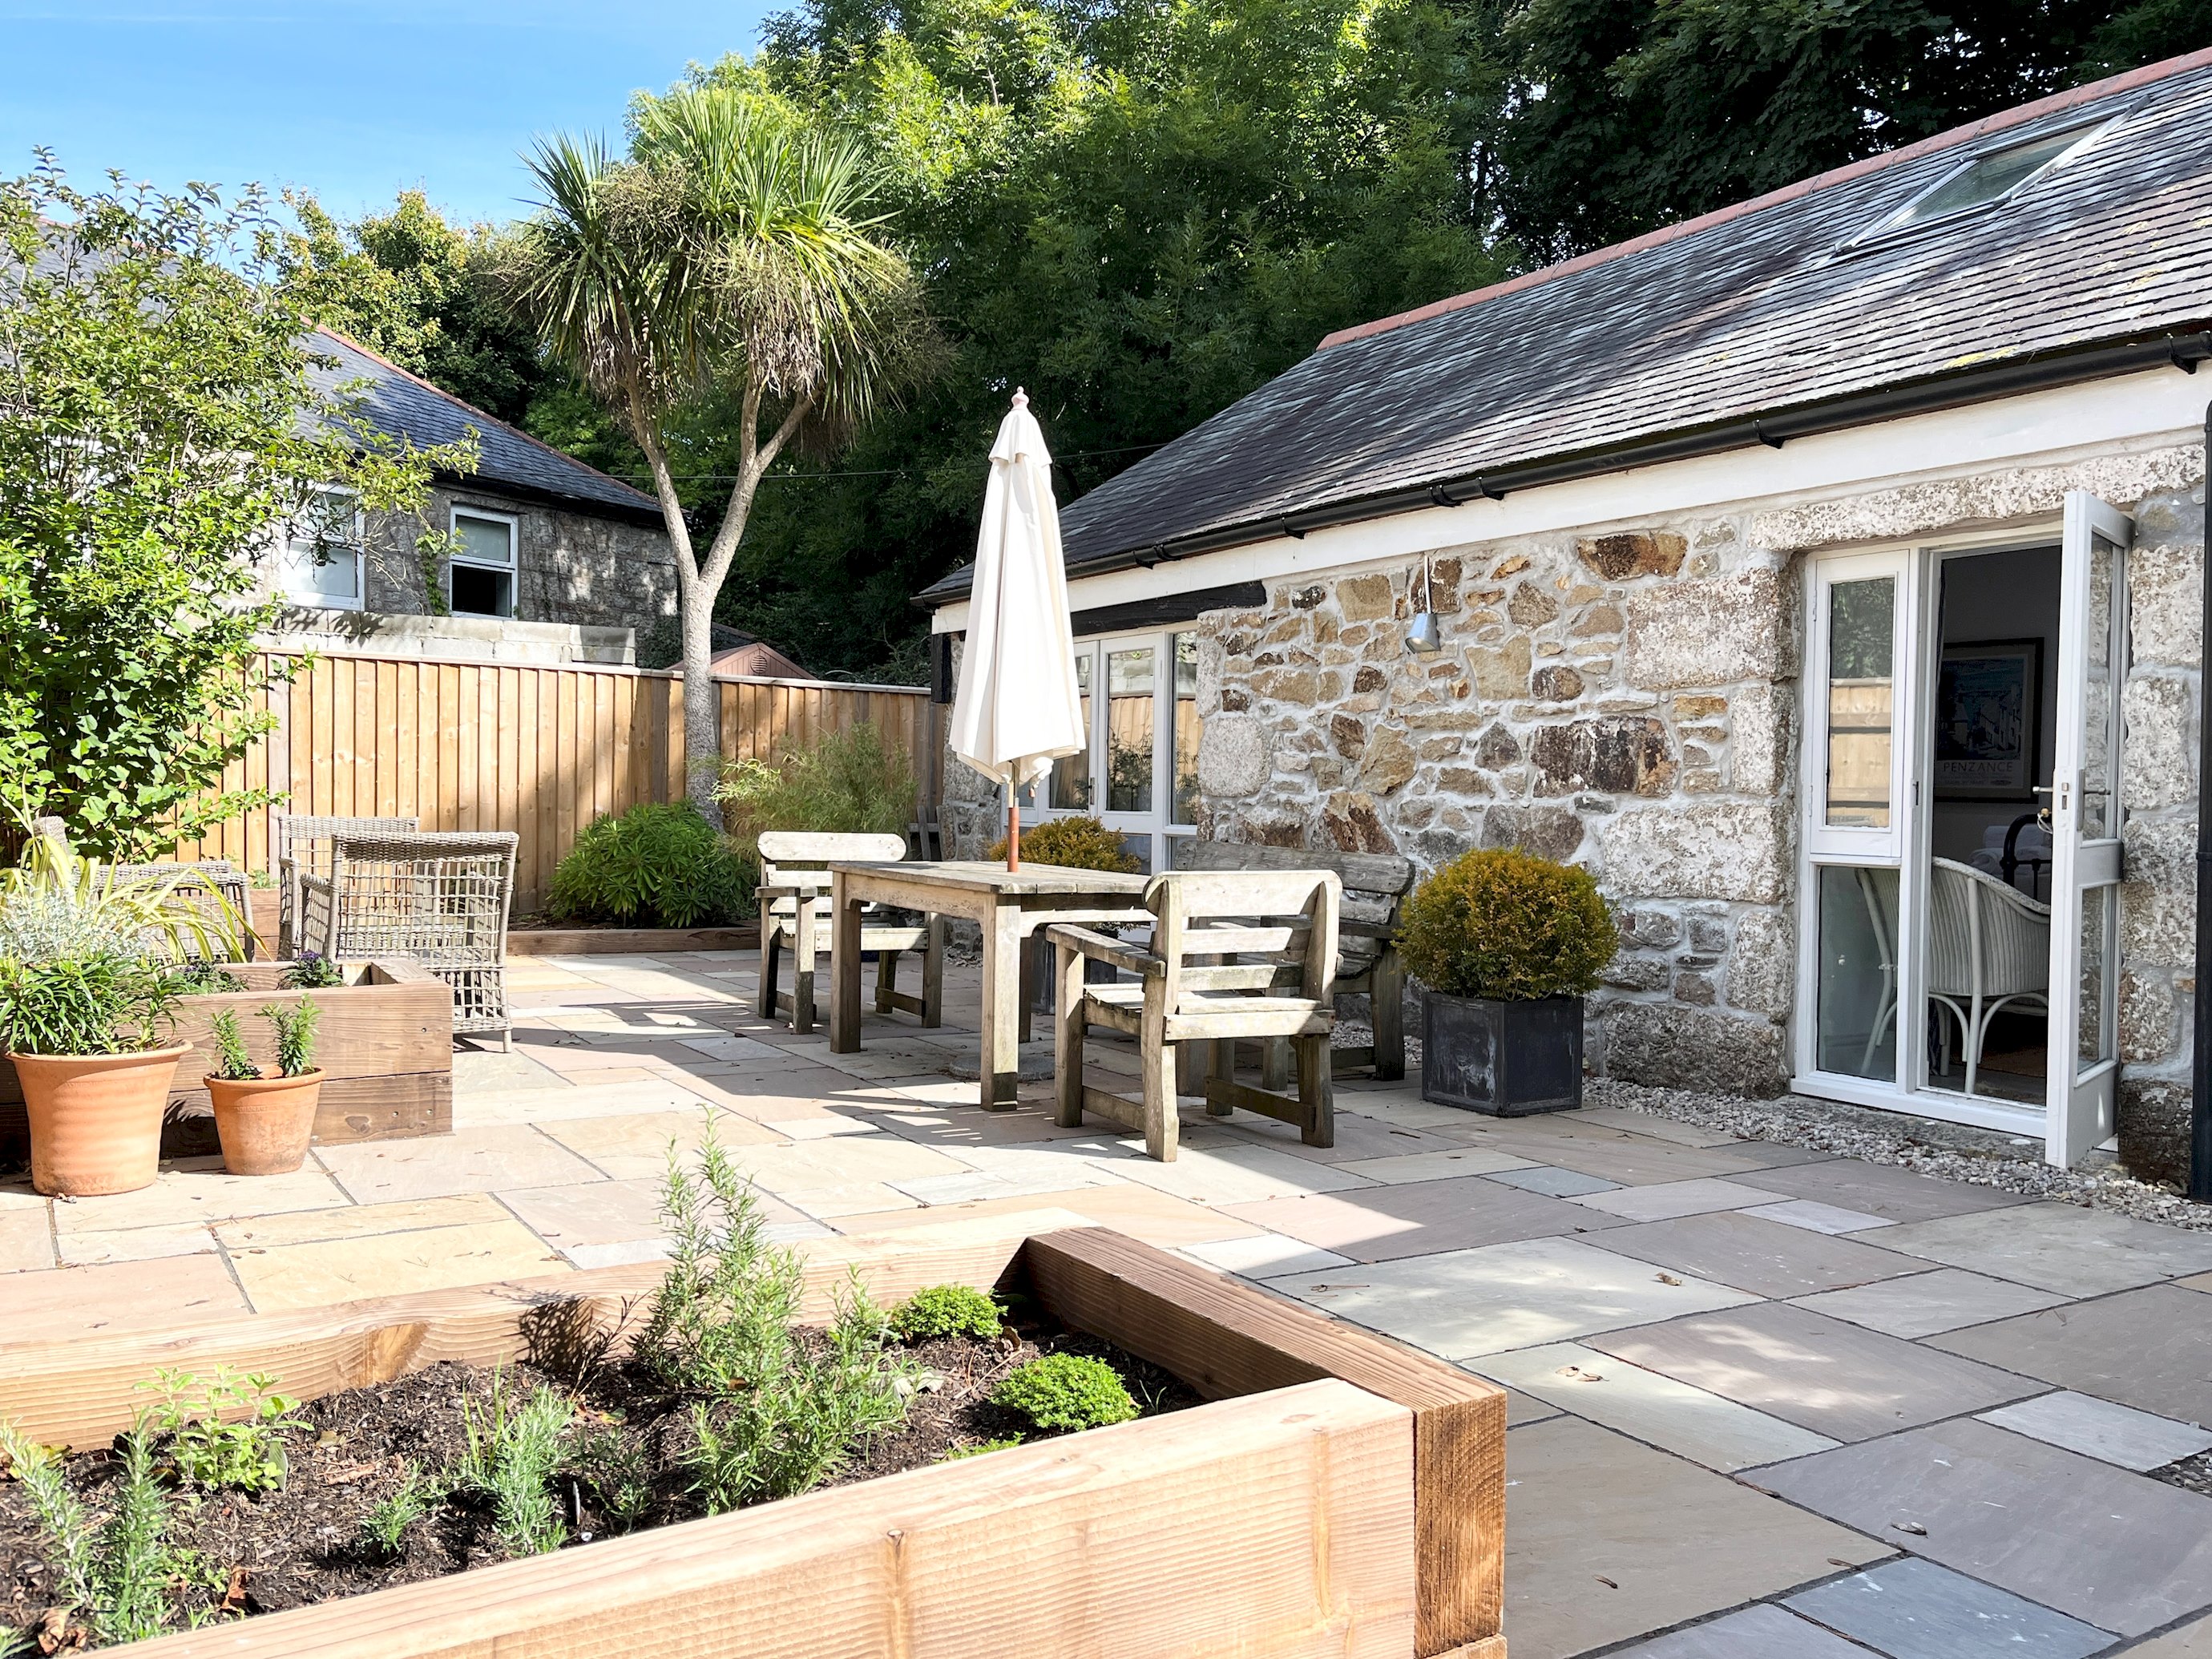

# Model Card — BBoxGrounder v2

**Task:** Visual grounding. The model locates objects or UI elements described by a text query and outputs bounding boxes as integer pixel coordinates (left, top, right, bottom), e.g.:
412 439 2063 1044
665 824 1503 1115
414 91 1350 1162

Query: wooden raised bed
507 924 760 956
0 1212 1506 1659
0 961 452 1160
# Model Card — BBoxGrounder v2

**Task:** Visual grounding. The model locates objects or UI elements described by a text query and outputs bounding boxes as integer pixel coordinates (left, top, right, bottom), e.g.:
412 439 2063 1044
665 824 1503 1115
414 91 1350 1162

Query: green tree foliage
0 159 472 858
1491 0 2212 263
678 0 1506 675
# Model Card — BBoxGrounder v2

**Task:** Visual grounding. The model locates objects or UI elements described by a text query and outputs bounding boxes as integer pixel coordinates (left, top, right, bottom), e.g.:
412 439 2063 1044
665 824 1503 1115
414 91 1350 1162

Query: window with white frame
1039 628 1207 872
277 486 364 610
449 507 518 618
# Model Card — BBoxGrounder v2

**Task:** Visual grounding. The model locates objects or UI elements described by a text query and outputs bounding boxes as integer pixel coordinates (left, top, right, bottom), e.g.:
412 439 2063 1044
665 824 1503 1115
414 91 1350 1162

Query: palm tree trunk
678 563 722 824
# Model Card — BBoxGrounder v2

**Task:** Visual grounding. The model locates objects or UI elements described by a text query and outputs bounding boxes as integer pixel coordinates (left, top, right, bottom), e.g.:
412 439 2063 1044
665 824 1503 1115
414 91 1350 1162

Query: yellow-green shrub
989 814 1140 873
1396 847 1614 1001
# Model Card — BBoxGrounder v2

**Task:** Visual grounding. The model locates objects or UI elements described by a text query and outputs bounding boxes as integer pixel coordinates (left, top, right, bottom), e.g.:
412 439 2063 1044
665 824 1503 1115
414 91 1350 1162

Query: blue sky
0 2 770 227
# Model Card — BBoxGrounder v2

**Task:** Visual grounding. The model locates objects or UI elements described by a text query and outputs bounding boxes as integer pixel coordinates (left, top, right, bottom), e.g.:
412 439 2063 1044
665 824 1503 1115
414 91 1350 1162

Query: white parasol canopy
948 389 1085 869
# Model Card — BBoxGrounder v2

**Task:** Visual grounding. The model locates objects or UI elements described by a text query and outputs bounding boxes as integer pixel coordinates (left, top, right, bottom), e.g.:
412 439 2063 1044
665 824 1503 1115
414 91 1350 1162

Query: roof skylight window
1852 118 2109 246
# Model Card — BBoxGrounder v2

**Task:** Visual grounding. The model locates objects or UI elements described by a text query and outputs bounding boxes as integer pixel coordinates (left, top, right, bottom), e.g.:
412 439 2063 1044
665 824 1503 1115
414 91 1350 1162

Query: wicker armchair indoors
272 813 422 958
297 830 519 1050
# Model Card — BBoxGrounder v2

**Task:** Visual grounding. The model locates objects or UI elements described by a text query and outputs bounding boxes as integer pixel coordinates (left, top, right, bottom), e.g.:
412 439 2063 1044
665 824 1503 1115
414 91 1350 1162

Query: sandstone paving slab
448 1048 569 1092
932 1138 1140 1189
831 1183 1263 1249
1593 1210 1925 1299
1222 1177 1629 1263
1875 1205 2212 1298
1742 1198 1895 1235
1756 1419 2212 1637
1274 1235 1757 1358
230 1217 569 1312
1213 1112 1469 1165
56 1221 221 1267
1979 1391 2212 1472
1784 1556 2116 1658
535 1109 785 1181
1609 1604 1875 1658
776 1183 922 1218
1589 1301 2044 1441
1560 1106 1754 1148
1331 1093 1493 1130
0 1253 249 1339
1484 1165 1621 1197
496 1178 672 1253
1443 1120 1826 1187
0 1208 53 1273
45 1158 349 1235
317 1125 603 1203
888 1169 1116 1206
1106 1142 1374 1205
457 1076 733 1128
1791 1267 2073 1339
721 1133 975 1193
1929 1285 2212 1426
215 1194 510 1251
1570 1177 1786 1224
673 1064 892 1120
1468 1342 1839 1471
1721 1158 2031 1224
2121 1613 2212 1655
1500 1415 1890 1659
1177 1233 1358 1279
1330 1147 1539 1183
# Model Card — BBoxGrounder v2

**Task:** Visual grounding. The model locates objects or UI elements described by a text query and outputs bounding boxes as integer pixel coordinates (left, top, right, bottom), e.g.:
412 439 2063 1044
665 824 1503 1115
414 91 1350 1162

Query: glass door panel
1816 865 1901 1080
1104 645 1155 813
2045 492 2130 1166
1825 576 1897 829
1048 650 1095 809
1170 633 1201 825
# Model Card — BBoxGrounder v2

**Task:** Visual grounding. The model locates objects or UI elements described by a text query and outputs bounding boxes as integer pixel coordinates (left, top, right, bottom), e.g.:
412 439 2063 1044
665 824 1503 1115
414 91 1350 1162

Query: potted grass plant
0 818 240 1195
204 998 324 1176
1399 846 1616 1116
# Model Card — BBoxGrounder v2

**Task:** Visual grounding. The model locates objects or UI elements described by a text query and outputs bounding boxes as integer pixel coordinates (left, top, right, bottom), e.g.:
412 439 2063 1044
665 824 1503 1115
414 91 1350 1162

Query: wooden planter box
0 961 452 1160
0 1213 1505 1659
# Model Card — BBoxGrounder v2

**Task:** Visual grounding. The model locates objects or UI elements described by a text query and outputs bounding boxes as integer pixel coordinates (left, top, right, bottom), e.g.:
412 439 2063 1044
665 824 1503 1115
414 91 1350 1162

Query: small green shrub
987 814 1140 873
569 1426 656 1533
1396 847 1615 1002
991 1354 1138 1433
0 952 186 1057
262 995 319 1076
208 1009 260 1081
549 802 750 929
137 1366 301 1495
453 1370 575 1556
280 951 345 990
360 1463 442 1558
172 959 243 994
891 1284 1003 1342
716 723 915 859
0 1418 195 1645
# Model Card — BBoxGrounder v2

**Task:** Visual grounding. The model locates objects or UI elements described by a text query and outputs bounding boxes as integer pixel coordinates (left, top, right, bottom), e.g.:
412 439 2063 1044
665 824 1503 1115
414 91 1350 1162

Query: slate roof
310 331 662 524
921 48 2212 605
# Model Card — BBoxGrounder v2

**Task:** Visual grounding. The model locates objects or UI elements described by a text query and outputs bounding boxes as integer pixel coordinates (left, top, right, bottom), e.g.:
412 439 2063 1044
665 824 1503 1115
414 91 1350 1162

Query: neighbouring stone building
261 331 677 665
922 49 2212 1181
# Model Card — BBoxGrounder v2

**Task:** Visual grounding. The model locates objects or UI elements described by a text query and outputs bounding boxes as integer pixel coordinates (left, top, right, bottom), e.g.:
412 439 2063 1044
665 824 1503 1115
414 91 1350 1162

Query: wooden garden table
827 861 1150 1107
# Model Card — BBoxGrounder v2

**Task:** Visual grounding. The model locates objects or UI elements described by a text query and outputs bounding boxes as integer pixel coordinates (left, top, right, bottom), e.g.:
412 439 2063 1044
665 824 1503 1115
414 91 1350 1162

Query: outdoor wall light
1405 551 1444 657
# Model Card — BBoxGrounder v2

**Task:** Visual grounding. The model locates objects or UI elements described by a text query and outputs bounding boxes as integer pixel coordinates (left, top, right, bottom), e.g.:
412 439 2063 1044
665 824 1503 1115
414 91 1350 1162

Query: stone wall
359 486 676 634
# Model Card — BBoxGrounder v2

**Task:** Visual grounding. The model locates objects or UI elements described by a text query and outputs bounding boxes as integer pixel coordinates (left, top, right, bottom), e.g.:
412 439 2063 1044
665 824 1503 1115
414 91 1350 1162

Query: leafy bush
0 953 188 1056
991 1354 1138 1433
137 1366 301 1495
987 814 1140 873
549 801 751 929
208 1009 260 1082
716 723 915 859
1396 847 1615 1002
281 951 345 989
890 1284 1002 1342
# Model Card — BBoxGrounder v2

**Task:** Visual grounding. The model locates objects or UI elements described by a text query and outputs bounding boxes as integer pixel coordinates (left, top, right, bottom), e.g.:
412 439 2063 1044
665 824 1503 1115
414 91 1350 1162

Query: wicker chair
298 830 517 1050
107 860 252 962
1927 856 2051 1096
273 813 421 958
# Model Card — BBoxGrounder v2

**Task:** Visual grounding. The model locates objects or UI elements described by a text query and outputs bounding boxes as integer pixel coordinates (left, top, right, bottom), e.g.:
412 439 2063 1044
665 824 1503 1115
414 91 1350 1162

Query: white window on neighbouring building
277 486 364 611
449 507 518 618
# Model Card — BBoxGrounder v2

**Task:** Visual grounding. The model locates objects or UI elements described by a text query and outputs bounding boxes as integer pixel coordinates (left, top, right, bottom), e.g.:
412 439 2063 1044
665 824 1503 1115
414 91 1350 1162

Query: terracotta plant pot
11 1043 193 1197
206 1069 324 1176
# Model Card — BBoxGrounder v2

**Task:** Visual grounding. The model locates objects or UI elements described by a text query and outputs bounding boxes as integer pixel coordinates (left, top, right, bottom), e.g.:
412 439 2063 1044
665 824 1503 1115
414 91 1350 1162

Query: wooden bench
1175 839 1415 1080
756 831 943 1034
1050 869 1340 1161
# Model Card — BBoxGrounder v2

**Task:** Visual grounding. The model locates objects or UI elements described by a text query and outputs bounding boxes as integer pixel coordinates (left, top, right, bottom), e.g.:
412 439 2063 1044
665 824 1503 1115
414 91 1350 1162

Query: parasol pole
1007 779 1020 873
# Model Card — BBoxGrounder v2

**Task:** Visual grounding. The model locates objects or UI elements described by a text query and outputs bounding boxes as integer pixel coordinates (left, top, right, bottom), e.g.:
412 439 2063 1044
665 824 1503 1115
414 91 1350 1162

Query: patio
6 950 2212 1658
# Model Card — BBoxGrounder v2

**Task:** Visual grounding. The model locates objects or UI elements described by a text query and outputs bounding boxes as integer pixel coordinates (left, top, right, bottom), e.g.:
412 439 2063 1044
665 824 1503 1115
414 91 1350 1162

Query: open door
2045 491 2131 1166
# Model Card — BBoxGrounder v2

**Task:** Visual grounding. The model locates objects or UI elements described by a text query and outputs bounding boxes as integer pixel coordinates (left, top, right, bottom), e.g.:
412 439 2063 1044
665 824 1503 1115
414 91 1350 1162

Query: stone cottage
264 331 676 665
919 47 2212 1180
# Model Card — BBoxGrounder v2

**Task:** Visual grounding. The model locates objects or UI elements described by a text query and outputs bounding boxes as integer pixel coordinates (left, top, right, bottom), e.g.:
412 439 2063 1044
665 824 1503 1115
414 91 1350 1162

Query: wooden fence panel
172 652 934 914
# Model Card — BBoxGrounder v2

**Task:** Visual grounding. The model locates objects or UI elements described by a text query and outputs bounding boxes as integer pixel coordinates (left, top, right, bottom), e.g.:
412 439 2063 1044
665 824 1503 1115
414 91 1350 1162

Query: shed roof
921 48 2212 605
311 331 663 526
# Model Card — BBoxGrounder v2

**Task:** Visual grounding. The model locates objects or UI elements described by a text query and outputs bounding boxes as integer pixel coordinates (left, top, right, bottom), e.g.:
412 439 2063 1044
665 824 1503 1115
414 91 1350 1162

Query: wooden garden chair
755 831 943 1035
273 813 421 958
1049 869 1340 1162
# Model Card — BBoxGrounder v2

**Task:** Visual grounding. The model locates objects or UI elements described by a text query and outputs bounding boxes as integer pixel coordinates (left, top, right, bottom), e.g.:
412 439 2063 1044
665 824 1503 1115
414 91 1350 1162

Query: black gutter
434 468 666 531
916 329 2212 607
2193 394 2212 1202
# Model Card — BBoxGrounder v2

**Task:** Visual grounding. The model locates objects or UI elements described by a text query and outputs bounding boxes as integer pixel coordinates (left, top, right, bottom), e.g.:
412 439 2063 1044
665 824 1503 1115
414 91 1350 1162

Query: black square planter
1420 991 1584 1116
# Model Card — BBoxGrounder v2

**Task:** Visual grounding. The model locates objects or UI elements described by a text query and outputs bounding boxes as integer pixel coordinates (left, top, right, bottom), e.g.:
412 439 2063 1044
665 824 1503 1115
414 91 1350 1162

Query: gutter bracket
1277 519 1306 541
1429 483 1463 509
1474 477 1505 501
1754 421 1786 450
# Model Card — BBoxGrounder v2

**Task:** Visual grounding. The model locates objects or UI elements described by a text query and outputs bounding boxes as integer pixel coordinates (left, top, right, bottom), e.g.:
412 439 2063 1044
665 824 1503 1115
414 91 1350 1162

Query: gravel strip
1584 1078 2212 1233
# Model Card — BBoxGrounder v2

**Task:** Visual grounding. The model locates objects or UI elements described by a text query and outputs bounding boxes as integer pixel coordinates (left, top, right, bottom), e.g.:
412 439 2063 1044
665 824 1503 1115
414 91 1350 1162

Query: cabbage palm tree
512 90 936 818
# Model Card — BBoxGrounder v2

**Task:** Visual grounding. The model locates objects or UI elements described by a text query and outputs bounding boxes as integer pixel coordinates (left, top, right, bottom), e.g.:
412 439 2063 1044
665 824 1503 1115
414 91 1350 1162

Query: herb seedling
137 1366 301 1494
260 996 318 1076
360 1463 442 1558
0 1417 196 1645
279 953 344 990
991 1354 1138 1433
452 1370 575 1556
207 1009 260 1082
890 1284 1002 1342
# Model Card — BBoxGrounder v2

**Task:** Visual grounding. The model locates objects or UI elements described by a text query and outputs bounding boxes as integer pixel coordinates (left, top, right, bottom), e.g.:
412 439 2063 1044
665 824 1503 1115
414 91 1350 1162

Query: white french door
2044 491 2131 1166
1039 630 1202 871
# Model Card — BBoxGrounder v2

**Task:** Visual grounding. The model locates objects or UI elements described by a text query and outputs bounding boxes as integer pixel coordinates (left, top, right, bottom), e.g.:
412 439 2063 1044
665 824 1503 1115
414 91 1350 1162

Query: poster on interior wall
1936 639 2042 800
